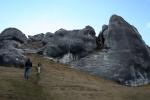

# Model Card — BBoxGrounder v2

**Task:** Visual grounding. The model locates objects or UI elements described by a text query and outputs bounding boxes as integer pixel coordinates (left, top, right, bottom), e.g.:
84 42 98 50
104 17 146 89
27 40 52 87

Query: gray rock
42 32 54 44
0 40 21 49
148 45 150 50
0 48 25 67
0 28 26 67
38 26 97 62
0 40 25 67
22 33 45 53
71 15 150 86
0 27 27 43
28 33 44 42
102 24 108 32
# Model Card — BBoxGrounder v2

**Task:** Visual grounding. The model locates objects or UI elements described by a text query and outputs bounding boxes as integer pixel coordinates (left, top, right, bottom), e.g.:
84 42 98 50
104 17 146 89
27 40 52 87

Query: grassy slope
0 53 150 100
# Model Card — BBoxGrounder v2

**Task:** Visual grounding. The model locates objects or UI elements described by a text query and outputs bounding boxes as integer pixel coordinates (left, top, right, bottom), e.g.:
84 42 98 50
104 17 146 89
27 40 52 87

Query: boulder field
0 15 150 86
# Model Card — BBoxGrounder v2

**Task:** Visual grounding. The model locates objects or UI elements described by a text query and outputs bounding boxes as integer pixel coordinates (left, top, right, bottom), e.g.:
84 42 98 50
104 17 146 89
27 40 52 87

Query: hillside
1 15 150 87
0 53 150 100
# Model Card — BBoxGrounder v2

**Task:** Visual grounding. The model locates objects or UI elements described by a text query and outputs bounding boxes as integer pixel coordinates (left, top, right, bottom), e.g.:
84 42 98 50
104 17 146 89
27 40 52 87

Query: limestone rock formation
0 28 26 67
71 15 150 86
28 33 44 42
38 26 97 62
0 28 27 43
1 15 150 87
42 32 54 44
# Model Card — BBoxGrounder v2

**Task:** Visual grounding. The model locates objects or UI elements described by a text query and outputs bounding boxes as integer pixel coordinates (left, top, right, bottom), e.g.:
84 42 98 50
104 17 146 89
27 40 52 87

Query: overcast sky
0 0 150 46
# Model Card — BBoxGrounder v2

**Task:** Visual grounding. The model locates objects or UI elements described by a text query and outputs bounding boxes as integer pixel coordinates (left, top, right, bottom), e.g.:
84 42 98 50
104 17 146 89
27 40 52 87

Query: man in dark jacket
24 58 32 80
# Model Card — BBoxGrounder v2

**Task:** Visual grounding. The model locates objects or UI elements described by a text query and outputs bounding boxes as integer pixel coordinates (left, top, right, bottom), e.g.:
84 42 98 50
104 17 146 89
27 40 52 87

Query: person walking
36 63 42 76
24 58 32 80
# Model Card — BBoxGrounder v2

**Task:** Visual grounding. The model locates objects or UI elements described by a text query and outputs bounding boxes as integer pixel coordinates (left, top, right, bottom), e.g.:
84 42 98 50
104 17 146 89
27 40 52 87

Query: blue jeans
24 68 31 80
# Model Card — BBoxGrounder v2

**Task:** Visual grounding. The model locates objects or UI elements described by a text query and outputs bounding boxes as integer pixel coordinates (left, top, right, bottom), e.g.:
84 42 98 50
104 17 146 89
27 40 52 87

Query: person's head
27 58 30 62
38 62 41 66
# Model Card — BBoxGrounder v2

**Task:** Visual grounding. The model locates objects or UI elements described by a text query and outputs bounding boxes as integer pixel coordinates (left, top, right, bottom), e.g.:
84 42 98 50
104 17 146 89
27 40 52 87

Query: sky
0 0 150 46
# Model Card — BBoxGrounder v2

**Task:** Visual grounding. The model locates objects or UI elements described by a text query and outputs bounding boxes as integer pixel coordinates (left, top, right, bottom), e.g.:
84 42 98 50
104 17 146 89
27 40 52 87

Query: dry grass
0 53 150 100
0 65 46 100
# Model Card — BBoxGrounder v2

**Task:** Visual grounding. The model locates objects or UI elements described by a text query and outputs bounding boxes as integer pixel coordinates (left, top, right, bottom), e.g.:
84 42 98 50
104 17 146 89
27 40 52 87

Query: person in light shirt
36 62 42 76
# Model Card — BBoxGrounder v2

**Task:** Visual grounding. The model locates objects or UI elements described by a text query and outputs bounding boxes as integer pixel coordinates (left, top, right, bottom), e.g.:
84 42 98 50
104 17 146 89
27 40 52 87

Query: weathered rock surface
0 28 27 43
0 28 26 67
71 15 150 86
38 26 97 62
28 33 44 42
42 32 54 44
1 15 150 87
0 47 25 67
148 46 150 51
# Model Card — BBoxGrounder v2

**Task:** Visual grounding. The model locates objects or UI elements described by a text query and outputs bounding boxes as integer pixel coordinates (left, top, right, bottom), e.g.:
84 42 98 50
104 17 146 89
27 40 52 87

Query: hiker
24 58 32 80
36 63 42 75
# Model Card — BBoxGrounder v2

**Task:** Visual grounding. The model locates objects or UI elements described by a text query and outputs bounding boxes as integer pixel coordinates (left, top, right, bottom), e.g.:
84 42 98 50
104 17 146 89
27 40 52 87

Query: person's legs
38 67 41 74
24 68 28 79
26 68 31 80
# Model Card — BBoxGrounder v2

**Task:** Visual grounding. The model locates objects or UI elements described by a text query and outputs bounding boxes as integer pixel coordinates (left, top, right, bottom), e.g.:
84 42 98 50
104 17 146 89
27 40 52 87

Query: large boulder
0 47 25 67
42 32 54 44
0 40 25 67
71 15 150 86
148 46 150 50
38 26 97 62
96 24 108 48
0 28 26 67
28 33 44 42
0 27 27 43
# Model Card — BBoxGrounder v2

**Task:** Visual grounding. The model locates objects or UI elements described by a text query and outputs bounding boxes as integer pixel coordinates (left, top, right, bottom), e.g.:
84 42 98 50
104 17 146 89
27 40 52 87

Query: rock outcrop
28 33 44 42
42 32 54 44
38 26 97 63
71 15 150 86
0 28 27 43
1 15 150 86
0 28 26 67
